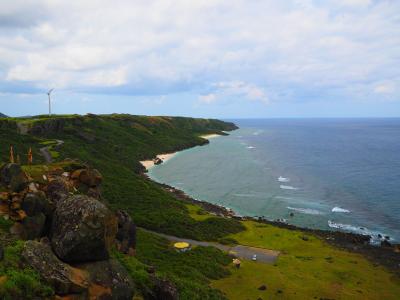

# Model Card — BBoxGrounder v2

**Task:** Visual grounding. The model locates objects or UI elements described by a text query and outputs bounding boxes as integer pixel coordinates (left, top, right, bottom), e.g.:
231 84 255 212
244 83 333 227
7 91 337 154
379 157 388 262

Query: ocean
148 119 400 243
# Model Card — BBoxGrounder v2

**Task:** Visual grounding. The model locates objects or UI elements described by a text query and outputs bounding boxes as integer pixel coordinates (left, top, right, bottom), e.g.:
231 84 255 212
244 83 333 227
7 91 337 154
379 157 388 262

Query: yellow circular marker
174 242 191 252
174 242 190 249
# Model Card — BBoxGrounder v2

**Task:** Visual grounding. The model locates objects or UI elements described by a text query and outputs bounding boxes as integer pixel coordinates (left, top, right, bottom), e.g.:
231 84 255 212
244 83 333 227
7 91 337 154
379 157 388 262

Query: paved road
40 140 64 163
146 230 280 264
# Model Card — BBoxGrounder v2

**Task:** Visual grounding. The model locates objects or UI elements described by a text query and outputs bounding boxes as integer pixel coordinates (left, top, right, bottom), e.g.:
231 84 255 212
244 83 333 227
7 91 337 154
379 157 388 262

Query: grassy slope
1 114 244 241
211 221 400 300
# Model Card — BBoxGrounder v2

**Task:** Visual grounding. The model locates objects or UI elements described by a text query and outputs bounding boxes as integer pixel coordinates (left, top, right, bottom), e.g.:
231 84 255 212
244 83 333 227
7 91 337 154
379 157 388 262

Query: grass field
212 221 400 299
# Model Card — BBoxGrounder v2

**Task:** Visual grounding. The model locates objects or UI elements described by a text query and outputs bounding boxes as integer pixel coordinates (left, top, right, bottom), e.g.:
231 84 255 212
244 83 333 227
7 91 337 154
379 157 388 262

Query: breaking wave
287 206 324 215
278 176 290 182
332 207 350 213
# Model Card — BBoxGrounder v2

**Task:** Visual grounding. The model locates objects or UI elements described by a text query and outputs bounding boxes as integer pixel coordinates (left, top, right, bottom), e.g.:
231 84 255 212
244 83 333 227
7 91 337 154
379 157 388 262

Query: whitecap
287 206 324 215
328 220 360 232
332 207 350 213
280 185 298 190
247 146 255 149
278 176 290 183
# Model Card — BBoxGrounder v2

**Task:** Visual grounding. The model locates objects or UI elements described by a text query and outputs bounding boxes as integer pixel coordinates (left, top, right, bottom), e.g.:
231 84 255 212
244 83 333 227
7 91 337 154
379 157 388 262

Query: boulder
115 210 136 255
22 240 89 295
21 212 46 240
51 195 117 262
71 168 102 188
77 259 135 300
22 191 51 217
0 163 28 192
154 278 179 300
46 177 70 203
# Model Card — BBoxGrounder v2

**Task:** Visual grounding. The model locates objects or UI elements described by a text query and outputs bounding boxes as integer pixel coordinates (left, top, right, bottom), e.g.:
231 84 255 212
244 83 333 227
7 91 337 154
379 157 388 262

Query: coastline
138 133 400 276
139 133 222 170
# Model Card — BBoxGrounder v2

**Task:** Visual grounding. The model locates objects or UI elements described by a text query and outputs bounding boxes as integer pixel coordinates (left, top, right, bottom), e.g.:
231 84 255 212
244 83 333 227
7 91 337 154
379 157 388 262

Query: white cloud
0 0 399 105
199 93 217 104
374 81 396 94
199 81 269 104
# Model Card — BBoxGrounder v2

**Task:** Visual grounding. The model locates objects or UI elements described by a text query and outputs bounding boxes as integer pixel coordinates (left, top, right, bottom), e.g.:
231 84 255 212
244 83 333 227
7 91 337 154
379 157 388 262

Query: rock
154 278 179 300
115 210 136 255
71 168 102 188
77 259 135 300
46 177 70 203
258 285 267 291
21 213 46 239
301 236 309 241
51 195 117 262
154 158 163 165
0 163 28 192
22 192 51 217
381 240 392 247
22 240 89 295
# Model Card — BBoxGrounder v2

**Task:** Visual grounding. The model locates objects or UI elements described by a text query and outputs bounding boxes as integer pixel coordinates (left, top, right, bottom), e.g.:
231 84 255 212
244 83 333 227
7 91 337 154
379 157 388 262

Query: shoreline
138 132 400 275
139 134 222 170
142 172 400 275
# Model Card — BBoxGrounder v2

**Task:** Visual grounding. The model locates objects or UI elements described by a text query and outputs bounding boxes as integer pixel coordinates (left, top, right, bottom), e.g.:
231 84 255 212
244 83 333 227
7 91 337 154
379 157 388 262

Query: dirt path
40 140 64 163
144 229 280 264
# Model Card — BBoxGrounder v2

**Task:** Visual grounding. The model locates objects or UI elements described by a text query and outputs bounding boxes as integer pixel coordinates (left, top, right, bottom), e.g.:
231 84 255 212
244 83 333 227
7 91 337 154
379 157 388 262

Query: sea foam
278 176 290 182
287 206 324 215
332 207 350 213
280 185 298 190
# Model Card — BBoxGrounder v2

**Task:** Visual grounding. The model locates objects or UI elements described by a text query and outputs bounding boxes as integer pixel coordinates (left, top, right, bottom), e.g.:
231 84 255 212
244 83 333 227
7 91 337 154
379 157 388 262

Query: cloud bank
0 0 399 110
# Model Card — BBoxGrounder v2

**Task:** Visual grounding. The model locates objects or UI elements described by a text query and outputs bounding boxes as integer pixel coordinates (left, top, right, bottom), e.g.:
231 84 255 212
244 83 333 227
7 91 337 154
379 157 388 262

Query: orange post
10 146 14 163
28 147 33 165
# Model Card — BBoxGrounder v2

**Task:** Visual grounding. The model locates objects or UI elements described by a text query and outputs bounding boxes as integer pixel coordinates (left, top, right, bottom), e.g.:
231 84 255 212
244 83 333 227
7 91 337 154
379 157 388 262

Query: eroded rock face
51 195 117 262
0 163 28 192
78 259 135 300
22 240 89 295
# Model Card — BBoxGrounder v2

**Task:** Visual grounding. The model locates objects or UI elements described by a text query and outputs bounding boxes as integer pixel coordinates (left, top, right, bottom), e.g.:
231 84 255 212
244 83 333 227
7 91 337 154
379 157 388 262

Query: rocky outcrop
22 240 89 295
154 278 179 300
0 163 29 192
116 210 136 255
78 259 135 299
51 195 117 262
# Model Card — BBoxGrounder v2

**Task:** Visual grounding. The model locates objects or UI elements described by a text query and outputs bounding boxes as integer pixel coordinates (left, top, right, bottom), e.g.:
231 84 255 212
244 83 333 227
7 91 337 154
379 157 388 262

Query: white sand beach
140 153 177 170
141 134 221 170
200 133 221 139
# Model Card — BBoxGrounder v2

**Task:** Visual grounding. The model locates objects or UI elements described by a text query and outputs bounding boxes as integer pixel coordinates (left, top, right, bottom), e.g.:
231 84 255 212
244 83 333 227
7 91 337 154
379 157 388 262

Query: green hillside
0 114 243 241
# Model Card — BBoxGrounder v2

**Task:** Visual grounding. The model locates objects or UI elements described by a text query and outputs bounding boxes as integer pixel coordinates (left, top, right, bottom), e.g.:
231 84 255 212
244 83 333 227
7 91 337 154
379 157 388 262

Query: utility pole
47 88 54 117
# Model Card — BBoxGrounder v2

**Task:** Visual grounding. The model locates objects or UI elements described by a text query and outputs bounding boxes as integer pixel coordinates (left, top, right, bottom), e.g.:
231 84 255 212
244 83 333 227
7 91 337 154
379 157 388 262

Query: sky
0 0 399 118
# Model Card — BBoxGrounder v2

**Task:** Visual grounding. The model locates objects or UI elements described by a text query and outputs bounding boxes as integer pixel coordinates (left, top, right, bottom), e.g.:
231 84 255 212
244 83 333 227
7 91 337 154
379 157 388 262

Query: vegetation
0 241 54 299
1 114 243 241
1 114 399 299
115 229 232 299
212 221 400 299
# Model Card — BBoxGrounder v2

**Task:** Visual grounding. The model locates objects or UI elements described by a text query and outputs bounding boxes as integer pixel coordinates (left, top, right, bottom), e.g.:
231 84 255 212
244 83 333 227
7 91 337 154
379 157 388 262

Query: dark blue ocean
149 119 400 243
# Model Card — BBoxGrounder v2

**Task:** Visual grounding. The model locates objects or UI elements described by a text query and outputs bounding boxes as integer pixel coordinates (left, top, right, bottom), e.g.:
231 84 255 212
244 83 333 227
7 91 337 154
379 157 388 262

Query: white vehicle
252 254 257 261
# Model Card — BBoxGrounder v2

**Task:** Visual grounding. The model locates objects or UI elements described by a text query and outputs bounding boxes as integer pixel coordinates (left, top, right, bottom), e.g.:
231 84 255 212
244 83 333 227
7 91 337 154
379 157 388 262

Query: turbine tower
47 88 54 117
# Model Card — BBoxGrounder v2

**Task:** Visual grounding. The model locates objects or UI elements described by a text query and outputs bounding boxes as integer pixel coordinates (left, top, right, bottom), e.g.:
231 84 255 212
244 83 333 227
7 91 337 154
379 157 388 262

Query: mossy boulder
50 195 117 262
22 240 89 295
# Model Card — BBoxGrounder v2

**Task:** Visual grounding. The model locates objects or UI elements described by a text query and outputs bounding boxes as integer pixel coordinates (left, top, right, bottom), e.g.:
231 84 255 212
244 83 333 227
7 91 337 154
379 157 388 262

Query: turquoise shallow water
149 119 400 243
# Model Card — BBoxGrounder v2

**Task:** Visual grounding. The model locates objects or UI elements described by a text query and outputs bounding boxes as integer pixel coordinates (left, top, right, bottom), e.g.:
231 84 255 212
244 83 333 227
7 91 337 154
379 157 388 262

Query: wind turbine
47 88 54 117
